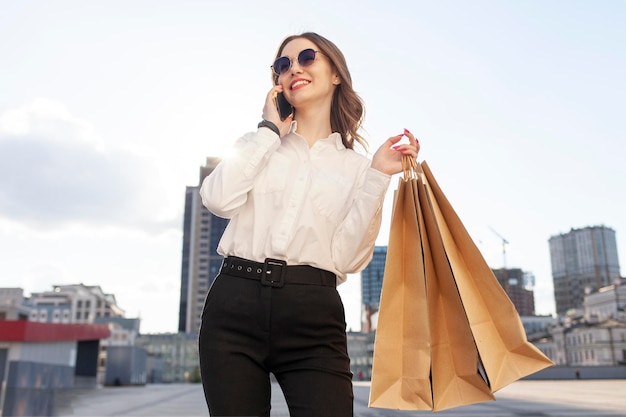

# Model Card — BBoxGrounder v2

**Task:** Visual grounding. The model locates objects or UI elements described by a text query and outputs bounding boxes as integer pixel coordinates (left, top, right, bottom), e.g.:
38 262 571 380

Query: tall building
178 157 228 333
361 246 387 332
549 225 621 315
491 268 536 316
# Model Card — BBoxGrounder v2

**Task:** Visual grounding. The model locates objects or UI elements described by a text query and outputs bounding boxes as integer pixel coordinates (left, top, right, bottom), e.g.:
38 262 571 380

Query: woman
198 32 419 417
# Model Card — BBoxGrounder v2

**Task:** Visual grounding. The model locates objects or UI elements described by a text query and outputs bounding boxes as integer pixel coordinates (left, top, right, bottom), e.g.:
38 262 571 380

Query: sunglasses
272 48 322 76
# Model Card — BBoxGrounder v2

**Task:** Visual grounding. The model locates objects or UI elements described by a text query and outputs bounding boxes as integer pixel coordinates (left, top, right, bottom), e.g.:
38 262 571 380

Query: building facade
584 282 626 322
549 226 621 314
135 332 200 383
178 157 228 333
361 246 387 332
28 284 125 324
0 288 30 320
491 268 536 316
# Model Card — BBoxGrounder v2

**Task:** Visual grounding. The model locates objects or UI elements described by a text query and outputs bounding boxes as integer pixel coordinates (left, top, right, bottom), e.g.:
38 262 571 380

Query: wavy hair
272 32 367 151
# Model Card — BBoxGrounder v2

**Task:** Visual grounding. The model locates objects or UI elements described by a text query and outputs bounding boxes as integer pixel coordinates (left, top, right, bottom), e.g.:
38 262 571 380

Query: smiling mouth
291 80 310 89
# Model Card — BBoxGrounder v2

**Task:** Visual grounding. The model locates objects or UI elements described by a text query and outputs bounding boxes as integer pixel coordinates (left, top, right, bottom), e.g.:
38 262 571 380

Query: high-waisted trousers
198 258 354 417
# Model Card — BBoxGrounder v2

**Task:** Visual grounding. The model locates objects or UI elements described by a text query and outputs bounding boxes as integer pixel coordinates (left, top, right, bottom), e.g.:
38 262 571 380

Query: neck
293 103 333 147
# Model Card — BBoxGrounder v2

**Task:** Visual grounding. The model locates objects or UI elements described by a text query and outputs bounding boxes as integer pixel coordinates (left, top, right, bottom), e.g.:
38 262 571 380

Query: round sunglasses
272 48 322 76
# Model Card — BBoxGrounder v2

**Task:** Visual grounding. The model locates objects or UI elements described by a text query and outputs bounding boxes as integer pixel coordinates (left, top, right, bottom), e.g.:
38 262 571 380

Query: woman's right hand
261 85 293 137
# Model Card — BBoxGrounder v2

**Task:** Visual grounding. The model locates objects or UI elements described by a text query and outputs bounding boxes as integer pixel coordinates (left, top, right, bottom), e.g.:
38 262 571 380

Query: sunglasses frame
271 48 322 76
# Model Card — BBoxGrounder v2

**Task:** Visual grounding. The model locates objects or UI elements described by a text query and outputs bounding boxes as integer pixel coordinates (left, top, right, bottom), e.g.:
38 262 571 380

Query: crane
489 226 510 292
488 226 509 268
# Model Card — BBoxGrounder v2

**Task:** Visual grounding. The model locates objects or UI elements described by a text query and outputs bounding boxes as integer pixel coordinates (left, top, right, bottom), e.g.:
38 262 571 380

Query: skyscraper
361 246 387 332
549 225 621 315
178 157 228 333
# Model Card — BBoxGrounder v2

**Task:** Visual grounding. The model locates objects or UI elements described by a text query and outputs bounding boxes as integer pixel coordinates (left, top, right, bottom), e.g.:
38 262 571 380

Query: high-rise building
178 157 228 333
549 225 621 315
491 268 535 316
361 246 387 332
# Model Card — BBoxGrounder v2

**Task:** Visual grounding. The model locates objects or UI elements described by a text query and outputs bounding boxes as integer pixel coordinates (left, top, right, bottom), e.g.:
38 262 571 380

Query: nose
289 58 304 75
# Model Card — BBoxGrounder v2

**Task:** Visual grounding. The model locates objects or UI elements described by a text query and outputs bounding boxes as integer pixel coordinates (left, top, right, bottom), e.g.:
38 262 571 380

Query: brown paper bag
420 161 554 392
368 159 433 410
369 158 553 412
416 169 495 411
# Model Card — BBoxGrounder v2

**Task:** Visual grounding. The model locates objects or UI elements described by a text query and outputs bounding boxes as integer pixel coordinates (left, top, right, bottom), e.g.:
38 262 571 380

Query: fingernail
404 128 411 134
391 145 400 150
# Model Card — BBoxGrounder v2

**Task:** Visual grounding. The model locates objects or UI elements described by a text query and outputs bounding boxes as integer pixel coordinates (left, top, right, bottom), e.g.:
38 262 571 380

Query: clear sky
1 1 625 333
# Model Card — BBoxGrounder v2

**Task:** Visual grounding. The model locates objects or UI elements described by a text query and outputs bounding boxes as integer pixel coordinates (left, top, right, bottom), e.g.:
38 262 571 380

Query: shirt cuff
241 129 280 178
363 167 391 198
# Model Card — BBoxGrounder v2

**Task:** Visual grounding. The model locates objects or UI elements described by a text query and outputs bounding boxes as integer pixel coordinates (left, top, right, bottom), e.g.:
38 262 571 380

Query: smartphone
274 92 293 121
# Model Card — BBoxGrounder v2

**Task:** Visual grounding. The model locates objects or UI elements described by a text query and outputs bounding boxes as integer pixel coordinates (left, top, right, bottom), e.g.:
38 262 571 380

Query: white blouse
200 122 391 283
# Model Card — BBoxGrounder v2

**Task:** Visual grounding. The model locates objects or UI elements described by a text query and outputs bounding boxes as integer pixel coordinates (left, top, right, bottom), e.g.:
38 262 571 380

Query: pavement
57 380 626 417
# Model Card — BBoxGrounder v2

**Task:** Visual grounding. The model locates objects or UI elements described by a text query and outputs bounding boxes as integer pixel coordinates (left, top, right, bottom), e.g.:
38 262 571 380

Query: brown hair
272 32 367 151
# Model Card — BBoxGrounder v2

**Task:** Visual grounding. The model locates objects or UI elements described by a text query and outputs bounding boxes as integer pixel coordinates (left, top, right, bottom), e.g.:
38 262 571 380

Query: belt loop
261 258 286 288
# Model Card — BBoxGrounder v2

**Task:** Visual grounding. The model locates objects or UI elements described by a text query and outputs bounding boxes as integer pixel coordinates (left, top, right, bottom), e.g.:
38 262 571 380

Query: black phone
274 92 293 121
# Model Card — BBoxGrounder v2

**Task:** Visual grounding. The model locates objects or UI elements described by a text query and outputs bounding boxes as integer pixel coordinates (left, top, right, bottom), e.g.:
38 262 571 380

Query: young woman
198 32 419 417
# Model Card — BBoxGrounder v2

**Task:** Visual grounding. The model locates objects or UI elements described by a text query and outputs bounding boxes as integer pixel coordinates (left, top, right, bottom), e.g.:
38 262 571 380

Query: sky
1 0 625 334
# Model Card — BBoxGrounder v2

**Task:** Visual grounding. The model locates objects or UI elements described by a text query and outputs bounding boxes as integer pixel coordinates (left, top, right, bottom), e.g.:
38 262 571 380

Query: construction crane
489 226 510 293
489 226 509 268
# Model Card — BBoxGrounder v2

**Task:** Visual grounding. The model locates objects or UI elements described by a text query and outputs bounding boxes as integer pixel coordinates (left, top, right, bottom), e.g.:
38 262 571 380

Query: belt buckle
261 258 286 288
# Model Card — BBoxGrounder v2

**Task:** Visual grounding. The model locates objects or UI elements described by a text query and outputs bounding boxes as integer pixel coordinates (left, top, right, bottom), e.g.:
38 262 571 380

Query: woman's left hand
370 128 420 175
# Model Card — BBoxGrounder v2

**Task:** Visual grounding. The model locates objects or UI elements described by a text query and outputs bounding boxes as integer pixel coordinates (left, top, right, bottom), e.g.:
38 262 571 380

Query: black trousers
198 262 354 417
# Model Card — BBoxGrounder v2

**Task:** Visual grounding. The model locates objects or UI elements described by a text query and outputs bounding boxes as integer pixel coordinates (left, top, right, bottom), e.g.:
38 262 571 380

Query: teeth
292 80 310 88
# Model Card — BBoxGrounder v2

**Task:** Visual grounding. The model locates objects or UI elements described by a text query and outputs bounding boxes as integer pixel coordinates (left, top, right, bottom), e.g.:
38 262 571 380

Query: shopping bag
369 158 553 412
416 165 495 411
368 159 433 410
420 161 554 392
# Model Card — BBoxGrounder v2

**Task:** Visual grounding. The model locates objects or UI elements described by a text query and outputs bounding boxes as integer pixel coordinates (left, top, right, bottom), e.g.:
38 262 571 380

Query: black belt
221 257 337 288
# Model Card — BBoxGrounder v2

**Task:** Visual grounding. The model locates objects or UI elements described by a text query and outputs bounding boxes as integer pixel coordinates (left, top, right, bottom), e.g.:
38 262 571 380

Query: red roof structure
0 321 110 342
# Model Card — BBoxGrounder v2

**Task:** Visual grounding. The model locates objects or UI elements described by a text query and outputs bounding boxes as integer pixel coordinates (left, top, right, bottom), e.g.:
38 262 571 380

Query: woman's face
276 38 338 111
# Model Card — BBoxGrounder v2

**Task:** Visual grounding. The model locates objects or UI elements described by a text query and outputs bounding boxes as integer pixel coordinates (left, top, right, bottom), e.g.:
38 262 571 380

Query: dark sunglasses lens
298 49 317 66
273 57 291 74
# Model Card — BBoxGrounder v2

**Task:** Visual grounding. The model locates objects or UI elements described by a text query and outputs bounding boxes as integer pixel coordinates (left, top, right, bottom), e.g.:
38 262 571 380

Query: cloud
0 98 180 233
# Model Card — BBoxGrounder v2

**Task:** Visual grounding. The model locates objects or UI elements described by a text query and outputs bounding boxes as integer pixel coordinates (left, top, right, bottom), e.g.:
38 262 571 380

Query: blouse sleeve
200 128 280 218
331 166 391 274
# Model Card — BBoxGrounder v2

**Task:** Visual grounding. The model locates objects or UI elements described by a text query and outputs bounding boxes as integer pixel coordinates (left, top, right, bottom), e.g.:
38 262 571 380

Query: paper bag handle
401 155 419 181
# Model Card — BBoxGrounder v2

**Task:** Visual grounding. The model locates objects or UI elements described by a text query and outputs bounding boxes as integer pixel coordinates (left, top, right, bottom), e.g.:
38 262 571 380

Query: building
361 246 387 333
529 281 626 367
0 288 30 321
178 157 229 334
346 331 375 380
2 285 149 390
135 332 200 383
549 317 626 366
94 317 142 385
584 281 626 321
0 321 110 416
549 226 621 314
491 268 536 316
28 284 125 324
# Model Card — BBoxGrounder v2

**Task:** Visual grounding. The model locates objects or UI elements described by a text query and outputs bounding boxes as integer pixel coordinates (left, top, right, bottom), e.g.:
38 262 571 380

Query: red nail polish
404 128 411 134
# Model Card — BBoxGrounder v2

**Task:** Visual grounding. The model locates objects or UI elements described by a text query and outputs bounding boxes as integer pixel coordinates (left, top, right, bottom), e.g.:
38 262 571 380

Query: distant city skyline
1 1 625 333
